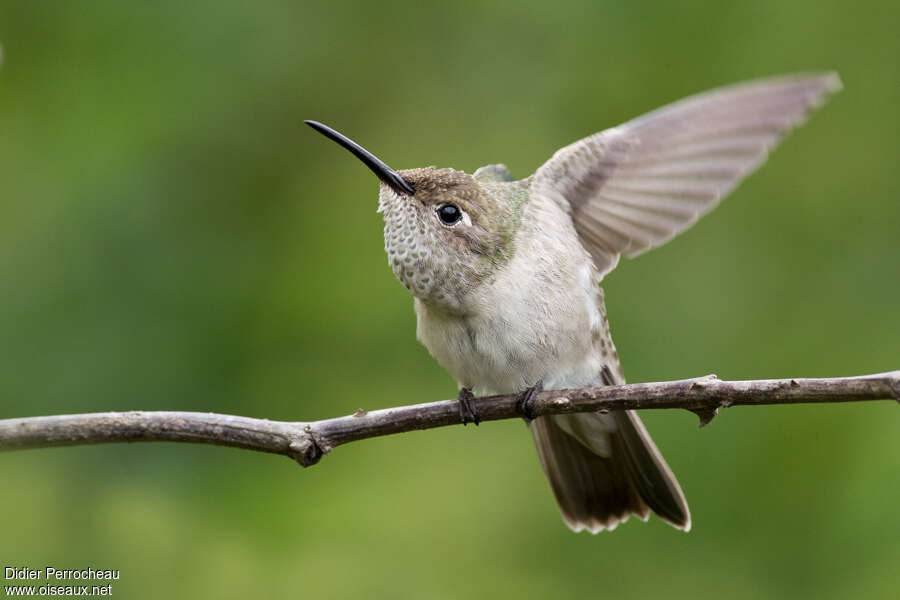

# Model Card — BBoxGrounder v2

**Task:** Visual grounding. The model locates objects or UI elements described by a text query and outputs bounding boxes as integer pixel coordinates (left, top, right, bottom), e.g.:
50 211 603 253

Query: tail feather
613 410 691 530
530 410 690 533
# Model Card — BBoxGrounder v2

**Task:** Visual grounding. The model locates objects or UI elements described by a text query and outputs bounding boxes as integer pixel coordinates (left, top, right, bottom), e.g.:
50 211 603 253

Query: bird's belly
414 298 605 397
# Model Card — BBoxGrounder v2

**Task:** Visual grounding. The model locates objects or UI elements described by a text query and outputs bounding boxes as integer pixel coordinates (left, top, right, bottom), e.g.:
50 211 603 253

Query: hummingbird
305 72 840 533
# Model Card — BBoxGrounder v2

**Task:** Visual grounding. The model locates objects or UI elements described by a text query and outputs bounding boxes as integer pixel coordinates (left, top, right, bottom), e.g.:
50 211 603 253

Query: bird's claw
457 387 480 426
516 381 543 421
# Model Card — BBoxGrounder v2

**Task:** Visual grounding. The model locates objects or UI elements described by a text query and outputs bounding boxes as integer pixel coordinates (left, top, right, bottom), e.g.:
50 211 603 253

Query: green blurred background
1 1 898 598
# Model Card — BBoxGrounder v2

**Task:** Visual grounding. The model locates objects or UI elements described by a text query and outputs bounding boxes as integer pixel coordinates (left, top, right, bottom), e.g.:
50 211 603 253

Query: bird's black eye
437 203 462 225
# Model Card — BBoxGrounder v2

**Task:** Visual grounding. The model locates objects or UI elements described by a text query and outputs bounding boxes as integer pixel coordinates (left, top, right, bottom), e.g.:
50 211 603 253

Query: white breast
414 192 610 396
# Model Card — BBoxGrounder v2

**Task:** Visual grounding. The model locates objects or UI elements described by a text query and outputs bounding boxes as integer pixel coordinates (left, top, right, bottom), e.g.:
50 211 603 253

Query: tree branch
1 371 897 467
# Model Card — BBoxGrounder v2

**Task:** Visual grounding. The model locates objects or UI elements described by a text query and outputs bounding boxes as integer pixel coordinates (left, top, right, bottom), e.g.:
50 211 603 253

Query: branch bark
1 371 898 467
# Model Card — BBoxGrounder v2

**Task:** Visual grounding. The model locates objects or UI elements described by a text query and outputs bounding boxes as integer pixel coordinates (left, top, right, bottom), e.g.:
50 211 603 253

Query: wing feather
533 73 841 276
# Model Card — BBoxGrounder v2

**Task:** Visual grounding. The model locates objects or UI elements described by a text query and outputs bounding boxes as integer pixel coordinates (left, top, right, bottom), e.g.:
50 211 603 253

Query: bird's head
306 121 524 313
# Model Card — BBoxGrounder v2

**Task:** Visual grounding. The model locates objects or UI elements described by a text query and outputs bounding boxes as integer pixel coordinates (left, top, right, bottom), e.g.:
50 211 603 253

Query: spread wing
532 73 841 277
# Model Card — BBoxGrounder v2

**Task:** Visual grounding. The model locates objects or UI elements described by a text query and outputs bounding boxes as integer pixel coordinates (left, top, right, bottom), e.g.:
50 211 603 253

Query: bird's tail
529 409 690 532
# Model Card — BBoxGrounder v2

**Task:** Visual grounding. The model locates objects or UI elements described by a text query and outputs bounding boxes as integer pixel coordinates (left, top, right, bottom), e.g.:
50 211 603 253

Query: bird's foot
457 387 480 426
515 380 544 422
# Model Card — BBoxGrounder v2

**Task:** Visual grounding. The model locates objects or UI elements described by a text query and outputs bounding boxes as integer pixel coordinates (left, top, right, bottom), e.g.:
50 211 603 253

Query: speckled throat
378 168 529 312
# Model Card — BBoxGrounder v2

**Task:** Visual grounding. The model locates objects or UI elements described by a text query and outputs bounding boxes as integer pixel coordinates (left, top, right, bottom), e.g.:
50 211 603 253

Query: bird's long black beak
304 120 415 196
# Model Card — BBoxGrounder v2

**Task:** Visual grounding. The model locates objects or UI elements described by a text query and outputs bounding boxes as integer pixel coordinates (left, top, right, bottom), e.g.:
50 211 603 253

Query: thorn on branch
690 374 719 390
689 407 718 428
289 435 324 467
